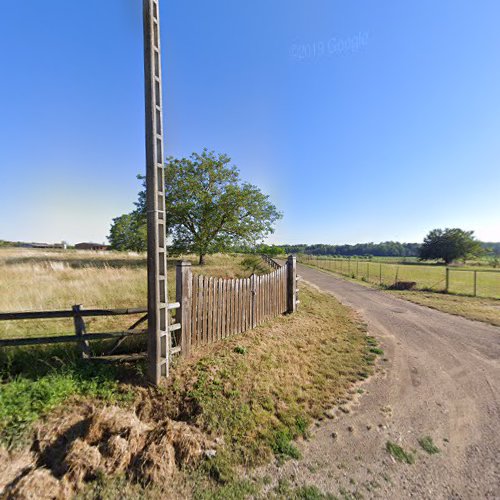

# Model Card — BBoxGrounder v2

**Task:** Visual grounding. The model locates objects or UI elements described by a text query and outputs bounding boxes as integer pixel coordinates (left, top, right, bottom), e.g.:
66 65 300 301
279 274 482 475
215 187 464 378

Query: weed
271 430 301 459
386 441 415 464
233 346 247 355
369 347 384 355
418 436 440 454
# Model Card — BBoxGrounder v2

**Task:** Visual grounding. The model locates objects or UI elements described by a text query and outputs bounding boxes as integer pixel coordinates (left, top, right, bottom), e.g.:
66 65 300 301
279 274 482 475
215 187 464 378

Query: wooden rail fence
0 304 180 358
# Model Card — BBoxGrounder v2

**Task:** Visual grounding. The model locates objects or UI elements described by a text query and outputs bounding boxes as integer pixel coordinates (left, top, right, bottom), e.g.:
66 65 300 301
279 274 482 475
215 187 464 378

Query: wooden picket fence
175 255 298 356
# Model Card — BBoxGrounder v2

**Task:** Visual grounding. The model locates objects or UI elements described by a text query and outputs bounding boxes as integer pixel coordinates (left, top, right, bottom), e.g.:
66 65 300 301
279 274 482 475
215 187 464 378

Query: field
0 248 261 341
300 256 500 326
300 255 500 299
0 248 376 498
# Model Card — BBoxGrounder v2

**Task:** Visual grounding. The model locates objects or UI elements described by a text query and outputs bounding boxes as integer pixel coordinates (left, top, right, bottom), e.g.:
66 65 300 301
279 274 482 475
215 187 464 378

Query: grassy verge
158 283 375 495
387 290 500 327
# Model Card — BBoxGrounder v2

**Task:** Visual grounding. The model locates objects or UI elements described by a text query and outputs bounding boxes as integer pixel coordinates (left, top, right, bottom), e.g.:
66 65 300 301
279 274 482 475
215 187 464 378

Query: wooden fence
0 304 180 359
1 255 298 366
175 255 298 356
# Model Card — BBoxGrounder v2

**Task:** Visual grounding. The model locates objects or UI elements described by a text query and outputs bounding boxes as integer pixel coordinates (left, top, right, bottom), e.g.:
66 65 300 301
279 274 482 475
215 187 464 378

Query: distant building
24 242 66 249
75 242 109 251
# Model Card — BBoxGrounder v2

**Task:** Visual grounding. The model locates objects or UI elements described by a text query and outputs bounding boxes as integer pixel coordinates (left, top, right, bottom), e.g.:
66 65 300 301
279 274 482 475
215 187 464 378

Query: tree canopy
419 228 483 264
109 150 282 264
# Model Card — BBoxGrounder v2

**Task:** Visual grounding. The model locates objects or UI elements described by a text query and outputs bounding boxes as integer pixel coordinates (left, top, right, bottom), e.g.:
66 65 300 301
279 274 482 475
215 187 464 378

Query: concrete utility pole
143 0 168 384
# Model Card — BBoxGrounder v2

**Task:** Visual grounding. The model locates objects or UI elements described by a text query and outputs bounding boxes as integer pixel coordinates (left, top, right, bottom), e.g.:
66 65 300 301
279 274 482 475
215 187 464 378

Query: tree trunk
199 253 206 265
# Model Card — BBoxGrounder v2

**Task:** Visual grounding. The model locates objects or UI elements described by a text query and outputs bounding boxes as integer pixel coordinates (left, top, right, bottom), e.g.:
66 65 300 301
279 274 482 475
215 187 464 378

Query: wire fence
299 256 500 299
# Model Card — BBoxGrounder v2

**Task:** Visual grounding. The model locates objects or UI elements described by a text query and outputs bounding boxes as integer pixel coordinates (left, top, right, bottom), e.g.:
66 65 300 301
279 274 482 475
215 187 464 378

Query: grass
301 257 500 326
0 249 268 448
1 249 375 498
270 480 337 499
300 256 500 299
0 345 133 448
418 436 440 455
385 441 415 464
389 290 500 327
157 283 375 488
0 248 260 340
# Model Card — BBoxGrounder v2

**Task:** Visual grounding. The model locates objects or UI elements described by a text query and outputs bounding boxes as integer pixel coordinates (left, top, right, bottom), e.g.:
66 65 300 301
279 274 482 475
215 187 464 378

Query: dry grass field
0 248 255 340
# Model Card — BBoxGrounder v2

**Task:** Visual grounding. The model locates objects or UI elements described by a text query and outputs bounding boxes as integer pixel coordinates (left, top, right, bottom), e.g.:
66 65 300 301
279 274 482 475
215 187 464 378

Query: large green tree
108 212 147 252
419 228 483 264
109 150 282 264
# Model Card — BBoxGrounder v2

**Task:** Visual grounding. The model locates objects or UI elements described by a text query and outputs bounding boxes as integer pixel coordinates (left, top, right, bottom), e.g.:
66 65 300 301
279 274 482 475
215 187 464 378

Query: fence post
379 263 382 285
445 268 449 293
473 270 477 297
72 304 90 359
287 255 297 313
176 261 192 357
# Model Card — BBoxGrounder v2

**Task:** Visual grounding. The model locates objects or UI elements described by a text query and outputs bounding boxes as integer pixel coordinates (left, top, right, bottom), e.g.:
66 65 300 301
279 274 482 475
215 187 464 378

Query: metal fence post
72 304 90 359
287 255 297 313
176 261 192 357
473 270 477 297
445 268 449 293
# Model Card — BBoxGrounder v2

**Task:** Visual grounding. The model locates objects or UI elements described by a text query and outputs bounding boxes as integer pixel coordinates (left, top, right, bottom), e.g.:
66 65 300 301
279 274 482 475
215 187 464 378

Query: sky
0 0 499 245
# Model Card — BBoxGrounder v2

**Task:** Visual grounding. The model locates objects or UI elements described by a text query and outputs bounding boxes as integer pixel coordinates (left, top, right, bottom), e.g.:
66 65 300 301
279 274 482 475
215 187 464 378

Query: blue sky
0 0 499 245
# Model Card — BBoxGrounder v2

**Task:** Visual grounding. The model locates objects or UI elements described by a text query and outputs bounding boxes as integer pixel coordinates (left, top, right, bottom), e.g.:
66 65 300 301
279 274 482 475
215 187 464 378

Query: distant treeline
278 242 421 257
236 241 500 258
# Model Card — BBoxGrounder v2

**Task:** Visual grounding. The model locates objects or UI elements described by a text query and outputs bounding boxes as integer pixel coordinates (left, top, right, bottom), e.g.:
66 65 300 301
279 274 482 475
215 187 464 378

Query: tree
109 150 282 264
257 244 286 257
108 212 147 252
419 228 483 264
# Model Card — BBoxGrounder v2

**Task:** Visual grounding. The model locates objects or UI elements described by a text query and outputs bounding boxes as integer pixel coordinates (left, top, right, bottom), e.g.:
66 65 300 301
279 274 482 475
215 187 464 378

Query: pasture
300 255 500 299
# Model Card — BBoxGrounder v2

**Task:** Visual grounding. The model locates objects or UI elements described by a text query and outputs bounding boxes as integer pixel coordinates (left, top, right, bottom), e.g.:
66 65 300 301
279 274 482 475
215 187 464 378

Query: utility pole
143 0 168 384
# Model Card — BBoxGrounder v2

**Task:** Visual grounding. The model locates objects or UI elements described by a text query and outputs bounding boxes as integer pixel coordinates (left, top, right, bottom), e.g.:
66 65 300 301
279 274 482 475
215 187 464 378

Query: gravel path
262 264 500 499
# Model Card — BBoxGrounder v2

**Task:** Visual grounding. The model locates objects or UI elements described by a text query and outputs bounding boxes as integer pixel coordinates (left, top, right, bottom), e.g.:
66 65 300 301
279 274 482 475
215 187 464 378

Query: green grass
271 480 337 500
385 441 415 464
301 256 500 299
0 346 133 448
301 258 500 326
418 436 440 455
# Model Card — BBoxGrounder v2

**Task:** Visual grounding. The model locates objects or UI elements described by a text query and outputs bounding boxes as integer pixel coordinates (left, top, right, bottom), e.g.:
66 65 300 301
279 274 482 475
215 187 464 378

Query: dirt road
262 264 500 499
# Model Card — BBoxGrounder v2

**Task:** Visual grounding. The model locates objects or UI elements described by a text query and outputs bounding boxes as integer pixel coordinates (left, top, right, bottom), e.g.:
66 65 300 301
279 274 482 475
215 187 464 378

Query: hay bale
7 468 61 500
63 439 102 488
